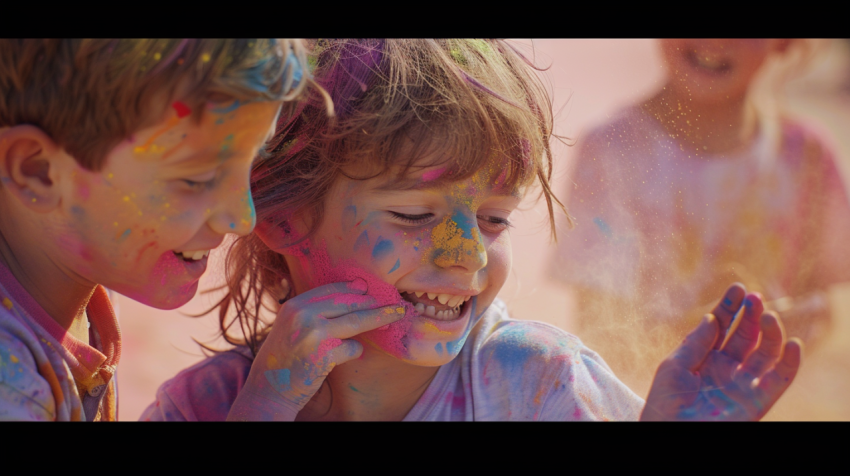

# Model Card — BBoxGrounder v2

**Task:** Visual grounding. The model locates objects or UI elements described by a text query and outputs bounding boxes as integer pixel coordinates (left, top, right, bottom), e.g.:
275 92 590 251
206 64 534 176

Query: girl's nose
432 211 488 272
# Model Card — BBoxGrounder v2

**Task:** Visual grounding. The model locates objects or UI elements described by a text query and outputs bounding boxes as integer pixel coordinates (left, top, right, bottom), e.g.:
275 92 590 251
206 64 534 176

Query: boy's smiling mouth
172 249 211 261
398 289 473 321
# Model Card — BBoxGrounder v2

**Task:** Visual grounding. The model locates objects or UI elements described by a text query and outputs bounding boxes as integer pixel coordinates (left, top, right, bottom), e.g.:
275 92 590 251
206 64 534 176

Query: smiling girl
142 39 801 421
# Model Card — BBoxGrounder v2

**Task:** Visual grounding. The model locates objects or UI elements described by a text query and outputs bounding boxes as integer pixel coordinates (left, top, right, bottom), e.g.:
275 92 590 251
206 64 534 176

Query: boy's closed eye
179 169 218 191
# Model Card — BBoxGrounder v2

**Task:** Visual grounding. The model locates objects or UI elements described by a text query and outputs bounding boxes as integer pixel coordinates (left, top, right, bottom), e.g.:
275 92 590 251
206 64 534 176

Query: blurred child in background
552 39 850 392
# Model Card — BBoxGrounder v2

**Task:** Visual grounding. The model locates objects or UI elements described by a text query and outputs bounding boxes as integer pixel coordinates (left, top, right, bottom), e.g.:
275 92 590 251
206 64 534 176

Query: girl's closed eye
388 211 435 226
477 214 513 233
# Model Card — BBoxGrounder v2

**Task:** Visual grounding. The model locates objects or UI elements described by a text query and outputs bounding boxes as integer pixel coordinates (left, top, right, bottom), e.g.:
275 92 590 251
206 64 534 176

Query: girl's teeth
425 305 436 317
437 294 450 305
414 302 425 313
427 293 437 300
446 295 462 308
415 291 424 298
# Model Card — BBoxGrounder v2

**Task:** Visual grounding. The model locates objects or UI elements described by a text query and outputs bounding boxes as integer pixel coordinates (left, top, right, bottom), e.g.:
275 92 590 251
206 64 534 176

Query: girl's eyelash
389 211 434 224
478 215 513 228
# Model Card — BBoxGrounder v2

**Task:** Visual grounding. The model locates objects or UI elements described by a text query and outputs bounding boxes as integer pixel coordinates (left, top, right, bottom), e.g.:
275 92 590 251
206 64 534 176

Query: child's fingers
326 339 365 365
669 313 719 372
325 305 407 339
285 280 376 319
734 312 785 384
710 283 747 349
752 339 803 416
720 293 764 362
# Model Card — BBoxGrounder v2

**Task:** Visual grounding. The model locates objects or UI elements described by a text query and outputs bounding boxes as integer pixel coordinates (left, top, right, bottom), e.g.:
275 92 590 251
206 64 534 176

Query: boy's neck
641 83 758 156
295 344 438 421
0 226 94 342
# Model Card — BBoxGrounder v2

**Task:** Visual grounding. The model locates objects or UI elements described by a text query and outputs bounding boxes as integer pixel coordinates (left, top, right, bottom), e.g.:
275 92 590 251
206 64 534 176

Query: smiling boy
0 39 306 420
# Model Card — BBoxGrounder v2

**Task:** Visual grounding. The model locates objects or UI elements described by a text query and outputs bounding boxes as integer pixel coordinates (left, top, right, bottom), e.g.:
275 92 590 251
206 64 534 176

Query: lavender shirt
141 299 644 421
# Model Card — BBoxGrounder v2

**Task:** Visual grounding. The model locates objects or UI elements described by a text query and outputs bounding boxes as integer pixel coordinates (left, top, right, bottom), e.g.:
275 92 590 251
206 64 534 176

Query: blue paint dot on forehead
372 237 394 260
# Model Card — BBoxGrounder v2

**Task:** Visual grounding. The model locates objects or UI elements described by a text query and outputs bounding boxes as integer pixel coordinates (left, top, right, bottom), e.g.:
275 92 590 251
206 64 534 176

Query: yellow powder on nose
427 216 486 265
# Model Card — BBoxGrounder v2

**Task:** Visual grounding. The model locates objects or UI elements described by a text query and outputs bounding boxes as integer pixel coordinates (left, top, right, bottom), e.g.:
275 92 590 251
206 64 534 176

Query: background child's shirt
553 106 850 322
0 263 121 421
140 299 643 421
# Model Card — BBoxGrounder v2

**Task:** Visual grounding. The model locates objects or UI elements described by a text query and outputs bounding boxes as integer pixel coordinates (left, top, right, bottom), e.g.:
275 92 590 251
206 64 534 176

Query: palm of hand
642 284 802 421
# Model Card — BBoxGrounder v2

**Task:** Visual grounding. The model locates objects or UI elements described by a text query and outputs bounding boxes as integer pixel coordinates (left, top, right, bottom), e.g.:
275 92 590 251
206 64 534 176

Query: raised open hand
641 283 802 421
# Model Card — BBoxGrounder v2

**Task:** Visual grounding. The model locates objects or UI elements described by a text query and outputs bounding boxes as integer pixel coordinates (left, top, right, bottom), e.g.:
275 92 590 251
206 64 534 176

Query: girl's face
260 160 521 366
660 39 790 104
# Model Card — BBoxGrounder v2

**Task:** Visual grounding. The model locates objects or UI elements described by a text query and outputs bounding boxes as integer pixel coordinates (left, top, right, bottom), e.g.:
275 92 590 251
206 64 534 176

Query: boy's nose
432 211 488 272
209 185 256 236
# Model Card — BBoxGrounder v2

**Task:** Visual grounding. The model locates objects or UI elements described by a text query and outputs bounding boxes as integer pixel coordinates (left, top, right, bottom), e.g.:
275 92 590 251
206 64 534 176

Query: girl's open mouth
399 290 472 321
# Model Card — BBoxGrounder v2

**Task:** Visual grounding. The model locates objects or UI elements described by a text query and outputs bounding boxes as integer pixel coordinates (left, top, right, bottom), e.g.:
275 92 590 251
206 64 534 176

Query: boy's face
60 99 280 309
660 39 789 104
262 159 521 366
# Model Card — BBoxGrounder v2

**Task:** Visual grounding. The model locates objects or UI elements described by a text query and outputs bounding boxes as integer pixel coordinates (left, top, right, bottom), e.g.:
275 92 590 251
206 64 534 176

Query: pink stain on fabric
289 240 414 358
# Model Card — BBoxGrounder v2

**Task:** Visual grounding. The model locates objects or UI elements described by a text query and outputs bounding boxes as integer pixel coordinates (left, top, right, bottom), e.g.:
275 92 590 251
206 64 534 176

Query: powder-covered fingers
324 305 406 340
670 313 720 372
720 293 764 362
284 280 377 319
733 312 785 385
710 283 747 350
751 339 803 416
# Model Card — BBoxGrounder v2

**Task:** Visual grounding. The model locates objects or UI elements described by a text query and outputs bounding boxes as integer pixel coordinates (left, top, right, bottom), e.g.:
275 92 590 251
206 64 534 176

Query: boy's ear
0 125 68 212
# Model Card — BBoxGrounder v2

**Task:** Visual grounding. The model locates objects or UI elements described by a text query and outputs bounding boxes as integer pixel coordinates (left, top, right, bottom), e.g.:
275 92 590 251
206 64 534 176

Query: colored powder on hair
421 168 446 182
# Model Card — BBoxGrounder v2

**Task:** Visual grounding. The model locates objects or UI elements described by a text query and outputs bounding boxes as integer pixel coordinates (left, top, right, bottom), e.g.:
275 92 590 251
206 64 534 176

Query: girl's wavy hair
211 39 569 354
0 39 310 170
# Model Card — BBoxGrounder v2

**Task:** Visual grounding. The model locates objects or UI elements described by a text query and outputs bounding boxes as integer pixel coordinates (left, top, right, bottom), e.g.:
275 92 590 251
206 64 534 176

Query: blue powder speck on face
434 342 443 355
117 228 132 243
354 230 370 251
371 238 394 260
593 217 613 238
388 258 401 274
230 223 236 229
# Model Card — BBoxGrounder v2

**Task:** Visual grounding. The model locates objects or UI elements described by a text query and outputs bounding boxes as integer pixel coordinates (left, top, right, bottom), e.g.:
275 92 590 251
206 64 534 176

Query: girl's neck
641 83 759 156
295 343 438 421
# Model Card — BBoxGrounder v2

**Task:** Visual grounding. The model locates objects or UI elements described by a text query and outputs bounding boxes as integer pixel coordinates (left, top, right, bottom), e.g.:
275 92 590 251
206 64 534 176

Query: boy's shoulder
0 306 66 420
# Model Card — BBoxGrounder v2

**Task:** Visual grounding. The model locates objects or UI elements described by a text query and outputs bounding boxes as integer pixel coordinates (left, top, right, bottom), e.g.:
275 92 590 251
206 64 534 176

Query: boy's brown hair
213 39 569 353
0 39 308 170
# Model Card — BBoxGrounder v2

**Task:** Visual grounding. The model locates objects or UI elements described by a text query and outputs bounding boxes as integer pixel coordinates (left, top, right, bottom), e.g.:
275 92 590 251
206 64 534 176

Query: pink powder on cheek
289 239 415 358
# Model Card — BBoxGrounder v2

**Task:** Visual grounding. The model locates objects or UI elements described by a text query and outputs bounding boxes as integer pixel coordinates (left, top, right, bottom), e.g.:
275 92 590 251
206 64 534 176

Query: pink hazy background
115 39 850 421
